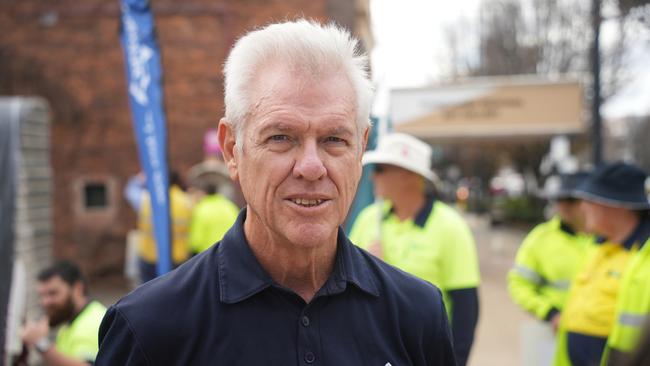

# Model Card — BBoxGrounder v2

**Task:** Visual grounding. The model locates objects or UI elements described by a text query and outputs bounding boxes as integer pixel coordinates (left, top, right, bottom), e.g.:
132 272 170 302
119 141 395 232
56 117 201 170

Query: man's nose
293 141 326 181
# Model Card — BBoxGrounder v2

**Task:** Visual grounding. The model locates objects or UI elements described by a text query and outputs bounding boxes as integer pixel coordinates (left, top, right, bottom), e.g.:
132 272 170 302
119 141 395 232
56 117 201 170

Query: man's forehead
251 61 353 101
38 276 68 290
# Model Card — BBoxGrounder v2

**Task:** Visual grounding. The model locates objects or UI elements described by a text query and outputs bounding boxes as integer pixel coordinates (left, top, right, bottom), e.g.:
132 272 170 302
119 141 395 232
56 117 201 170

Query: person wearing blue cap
552 162 650 366
508 172 595 365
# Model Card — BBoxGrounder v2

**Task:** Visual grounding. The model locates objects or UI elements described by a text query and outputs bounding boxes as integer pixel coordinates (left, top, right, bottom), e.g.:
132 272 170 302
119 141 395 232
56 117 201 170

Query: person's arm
448 287 479 366
507 230 558 321
39 347 92 366
124 173 146 212
96 306 149 366
428 288 458 366
21 318 91 366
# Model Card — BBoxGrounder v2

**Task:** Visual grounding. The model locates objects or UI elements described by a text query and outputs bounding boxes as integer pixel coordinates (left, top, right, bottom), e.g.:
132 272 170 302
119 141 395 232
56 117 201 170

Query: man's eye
269 135 290 142
324 136 346 144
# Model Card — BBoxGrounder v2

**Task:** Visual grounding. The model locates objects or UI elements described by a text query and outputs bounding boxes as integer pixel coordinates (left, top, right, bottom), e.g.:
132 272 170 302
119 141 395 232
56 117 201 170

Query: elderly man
553 162 650 366
349 132 480 366
21 261 106 366
96 20 456 365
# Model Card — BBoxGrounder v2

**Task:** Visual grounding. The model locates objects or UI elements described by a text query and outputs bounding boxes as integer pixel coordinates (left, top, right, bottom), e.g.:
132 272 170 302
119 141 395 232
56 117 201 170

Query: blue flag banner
345 116 381 232
120 0 172 275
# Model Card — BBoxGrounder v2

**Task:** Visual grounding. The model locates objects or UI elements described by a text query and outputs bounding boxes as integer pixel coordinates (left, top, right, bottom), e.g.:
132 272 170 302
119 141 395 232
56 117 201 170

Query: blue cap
575 162 650 210
543 171 591 200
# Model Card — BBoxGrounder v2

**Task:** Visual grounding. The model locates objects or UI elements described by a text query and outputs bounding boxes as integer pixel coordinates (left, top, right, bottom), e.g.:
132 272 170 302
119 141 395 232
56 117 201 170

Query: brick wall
0 0 367 277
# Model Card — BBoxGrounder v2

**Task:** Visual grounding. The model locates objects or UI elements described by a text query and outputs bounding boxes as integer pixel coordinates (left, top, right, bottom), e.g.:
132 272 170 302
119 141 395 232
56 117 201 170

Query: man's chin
286 224 337 248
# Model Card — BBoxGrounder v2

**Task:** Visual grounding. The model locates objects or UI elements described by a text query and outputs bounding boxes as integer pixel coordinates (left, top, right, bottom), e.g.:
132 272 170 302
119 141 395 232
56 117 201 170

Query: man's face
222 63 367 248
580 200 610 236
556 199 584 231
36 276 76 327
372 164 421 201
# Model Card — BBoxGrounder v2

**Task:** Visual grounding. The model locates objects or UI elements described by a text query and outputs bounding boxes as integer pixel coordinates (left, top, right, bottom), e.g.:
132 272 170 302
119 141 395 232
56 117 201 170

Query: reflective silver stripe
619 313 647 327
513 265 544 285
549 280 571 290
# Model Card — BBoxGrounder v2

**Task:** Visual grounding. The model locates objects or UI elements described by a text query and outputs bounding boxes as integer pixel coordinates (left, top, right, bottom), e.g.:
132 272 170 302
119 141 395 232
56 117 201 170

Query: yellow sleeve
507 225 555 320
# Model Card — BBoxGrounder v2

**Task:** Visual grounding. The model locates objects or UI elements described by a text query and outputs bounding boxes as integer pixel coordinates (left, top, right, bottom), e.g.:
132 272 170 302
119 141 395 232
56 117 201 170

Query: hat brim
574 190 650 210
363 150 436 183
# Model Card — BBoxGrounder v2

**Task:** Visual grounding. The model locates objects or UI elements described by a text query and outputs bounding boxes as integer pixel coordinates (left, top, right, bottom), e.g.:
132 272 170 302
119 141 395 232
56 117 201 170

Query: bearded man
21 261 106 366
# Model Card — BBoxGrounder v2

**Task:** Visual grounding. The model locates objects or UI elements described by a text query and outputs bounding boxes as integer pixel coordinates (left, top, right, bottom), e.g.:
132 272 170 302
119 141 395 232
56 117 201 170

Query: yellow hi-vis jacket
553 239 640 366
508 217 594 320
606 235 650 354
189 194 239 254
349 199 480 318
137 185 193 265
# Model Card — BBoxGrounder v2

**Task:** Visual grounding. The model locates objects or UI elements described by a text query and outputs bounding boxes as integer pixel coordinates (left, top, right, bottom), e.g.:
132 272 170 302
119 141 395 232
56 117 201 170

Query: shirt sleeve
507 228 556 320
448 287 479 366
428 287 458 366
96 306 150 366
439 210 480 290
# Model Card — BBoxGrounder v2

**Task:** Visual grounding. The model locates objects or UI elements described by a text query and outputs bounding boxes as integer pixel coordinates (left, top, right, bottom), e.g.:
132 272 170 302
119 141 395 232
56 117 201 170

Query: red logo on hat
401 146 409 157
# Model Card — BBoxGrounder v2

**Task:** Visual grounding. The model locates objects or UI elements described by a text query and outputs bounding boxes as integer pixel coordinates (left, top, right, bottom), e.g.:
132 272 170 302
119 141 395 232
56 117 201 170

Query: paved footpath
465 213 531 366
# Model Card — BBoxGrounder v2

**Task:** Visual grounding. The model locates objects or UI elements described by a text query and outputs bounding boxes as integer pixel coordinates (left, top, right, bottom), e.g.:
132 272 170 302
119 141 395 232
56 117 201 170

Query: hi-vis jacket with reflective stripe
607 232 650 353
508 217 594 320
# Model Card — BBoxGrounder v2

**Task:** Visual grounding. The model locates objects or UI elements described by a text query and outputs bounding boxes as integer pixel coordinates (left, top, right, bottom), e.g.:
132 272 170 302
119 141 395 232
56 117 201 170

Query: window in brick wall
84 183 107 209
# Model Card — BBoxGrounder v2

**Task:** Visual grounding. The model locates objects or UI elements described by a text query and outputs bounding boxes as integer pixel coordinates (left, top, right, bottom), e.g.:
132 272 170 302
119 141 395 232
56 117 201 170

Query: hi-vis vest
138 185 193 264
508 217 594 320
607 237 650 352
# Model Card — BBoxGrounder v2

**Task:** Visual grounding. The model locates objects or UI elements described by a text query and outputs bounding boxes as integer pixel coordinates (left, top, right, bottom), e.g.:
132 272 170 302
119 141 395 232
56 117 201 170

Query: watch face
35 337 51 353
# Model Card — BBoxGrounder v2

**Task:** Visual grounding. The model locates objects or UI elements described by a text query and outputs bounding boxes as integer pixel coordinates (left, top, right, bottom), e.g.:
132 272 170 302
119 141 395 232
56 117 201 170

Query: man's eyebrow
325 126 354 137
257 122 295 135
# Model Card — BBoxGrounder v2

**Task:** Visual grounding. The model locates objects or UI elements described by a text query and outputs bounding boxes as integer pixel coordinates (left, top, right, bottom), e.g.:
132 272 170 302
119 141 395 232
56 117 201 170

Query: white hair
223 19 373 145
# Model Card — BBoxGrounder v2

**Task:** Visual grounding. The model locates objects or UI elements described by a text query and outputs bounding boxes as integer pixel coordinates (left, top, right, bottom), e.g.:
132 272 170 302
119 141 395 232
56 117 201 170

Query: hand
550 313 561 334
368 241 383 259
20 317 50 347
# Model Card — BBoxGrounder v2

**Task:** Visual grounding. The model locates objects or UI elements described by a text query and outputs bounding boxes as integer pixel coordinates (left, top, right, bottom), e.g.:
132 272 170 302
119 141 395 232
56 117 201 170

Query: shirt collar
384 194 436 228
622 214 650 250
217 209 379 304
558 219 577 236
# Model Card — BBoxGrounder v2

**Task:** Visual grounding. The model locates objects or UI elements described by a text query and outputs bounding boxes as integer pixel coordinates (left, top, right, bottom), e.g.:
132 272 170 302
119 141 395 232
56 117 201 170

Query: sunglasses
373 164 389 174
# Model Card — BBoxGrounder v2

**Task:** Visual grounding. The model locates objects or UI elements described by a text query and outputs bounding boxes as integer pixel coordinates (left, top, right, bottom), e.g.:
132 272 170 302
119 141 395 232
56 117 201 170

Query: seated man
21 261 107 366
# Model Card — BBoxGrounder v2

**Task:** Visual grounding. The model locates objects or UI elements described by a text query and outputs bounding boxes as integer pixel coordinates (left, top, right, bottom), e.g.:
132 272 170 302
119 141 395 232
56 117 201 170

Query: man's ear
361 126 370 154
72 281 85 300
218 118 239 182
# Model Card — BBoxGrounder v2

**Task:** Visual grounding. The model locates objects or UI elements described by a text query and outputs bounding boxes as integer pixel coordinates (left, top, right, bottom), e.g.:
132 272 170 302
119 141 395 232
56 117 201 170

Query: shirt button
301 315 310 327
304 351 315 364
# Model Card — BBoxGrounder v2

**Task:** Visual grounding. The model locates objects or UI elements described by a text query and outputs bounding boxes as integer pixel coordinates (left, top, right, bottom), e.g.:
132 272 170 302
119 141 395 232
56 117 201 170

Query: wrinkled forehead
246 61 357 128
252 61 353 100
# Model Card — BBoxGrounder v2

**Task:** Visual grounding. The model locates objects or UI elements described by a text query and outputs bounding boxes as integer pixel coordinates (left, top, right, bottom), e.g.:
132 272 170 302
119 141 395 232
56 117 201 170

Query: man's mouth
289 198 325 207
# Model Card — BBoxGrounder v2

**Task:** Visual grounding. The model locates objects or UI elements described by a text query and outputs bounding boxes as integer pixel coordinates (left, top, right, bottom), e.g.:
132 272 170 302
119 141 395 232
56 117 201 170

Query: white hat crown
362 133 435 182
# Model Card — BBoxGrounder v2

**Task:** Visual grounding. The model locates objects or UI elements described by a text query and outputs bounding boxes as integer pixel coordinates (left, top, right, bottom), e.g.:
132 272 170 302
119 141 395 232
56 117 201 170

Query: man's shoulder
353 244 445 308
429 201 468 227
112 247 219 326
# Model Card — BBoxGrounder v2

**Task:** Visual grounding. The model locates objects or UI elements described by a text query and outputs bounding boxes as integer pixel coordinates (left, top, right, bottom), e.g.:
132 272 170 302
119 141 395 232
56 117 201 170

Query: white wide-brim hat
362 132 437 183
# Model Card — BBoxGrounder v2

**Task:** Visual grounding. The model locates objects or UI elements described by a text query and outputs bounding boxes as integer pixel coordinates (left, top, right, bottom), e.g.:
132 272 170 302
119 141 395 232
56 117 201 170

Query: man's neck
607 212 641 245
244 218 337 303
392 191 426 222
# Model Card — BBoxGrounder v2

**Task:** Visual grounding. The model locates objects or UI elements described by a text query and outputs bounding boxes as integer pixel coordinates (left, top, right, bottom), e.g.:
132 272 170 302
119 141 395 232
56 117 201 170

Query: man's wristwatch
35 336 52 353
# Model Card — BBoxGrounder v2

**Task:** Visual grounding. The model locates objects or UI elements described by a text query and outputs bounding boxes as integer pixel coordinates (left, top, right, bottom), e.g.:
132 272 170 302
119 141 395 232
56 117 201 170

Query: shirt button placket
304 351 316 364
301 315 310 327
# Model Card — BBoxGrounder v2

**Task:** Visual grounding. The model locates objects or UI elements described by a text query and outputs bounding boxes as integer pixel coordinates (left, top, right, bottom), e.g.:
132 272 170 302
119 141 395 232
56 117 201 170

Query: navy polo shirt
96 210 456 366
